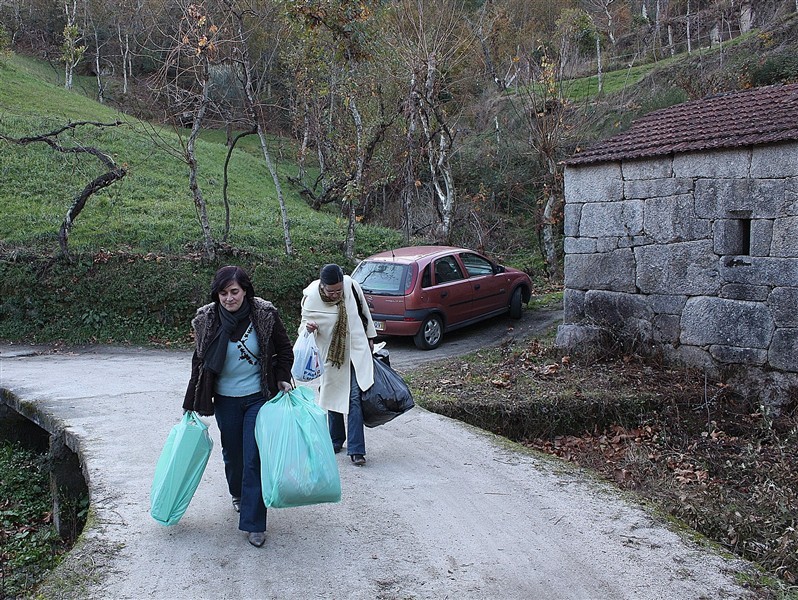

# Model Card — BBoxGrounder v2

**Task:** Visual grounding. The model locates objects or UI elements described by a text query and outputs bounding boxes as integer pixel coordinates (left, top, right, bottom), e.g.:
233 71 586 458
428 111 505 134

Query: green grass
0 52 401 258
0 51 407 345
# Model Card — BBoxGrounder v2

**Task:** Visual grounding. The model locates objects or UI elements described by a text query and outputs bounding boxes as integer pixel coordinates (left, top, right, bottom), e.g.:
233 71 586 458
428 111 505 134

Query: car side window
460 253 494 277
421 263 432 288
434 256 464 284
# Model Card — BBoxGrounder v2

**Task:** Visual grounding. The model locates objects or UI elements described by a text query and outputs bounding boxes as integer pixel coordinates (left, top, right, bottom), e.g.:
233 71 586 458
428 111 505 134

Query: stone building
556 83 798 406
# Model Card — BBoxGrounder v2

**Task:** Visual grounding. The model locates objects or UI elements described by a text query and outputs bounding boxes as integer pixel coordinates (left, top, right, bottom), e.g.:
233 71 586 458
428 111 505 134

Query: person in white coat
299 264 376 465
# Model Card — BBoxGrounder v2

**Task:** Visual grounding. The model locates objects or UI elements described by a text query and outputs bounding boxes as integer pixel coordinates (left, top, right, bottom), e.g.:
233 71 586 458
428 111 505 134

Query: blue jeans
214 393 267 533
328 365 365 456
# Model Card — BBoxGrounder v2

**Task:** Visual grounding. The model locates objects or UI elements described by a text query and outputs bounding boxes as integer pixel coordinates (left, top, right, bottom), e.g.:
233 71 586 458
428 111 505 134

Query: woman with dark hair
299 264 377 466
183 265 293 547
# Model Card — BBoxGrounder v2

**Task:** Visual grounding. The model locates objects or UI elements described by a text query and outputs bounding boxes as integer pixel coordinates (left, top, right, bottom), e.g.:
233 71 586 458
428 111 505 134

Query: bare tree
61 0 86 90
507 46 583 280
385 0 477 244
228 2 295 256
283 0 398 258
153 1 234 260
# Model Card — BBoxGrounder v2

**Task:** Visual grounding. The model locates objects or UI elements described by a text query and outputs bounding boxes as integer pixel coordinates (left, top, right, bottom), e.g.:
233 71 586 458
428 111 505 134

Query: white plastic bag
291 330 324 382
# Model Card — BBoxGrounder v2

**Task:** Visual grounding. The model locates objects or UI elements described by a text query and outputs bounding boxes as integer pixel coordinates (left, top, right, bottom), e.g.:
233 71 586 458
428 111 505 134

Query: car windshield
352 261 410 296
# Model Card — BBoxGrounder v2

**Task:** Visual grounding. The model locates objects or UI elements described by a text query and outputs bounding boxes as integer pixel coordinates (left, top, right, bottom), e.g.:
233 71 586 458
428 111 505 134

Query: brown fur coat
182 297 293 415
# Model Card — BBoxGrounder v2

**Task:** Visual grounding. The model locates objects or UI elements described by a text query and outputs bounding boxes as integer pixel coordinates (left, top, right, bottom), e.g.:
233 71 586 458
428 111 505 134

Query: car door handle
474 284 481 290
441 291 448 298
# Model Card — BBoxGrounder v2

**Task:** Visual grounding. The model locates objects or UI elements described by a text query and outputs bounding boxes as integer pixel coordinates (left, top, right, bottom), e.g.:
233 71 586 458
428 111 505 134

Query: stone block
694 178 750 219
617 235 654 248
563 288 586 323
668 344 721 376
564 237 597 254
750 142 798 178
653 313 681 344
769 328 798 372
635 241 720 295
580 200 644 238
709 345 768 365
555 323 607 349
564 203 582 236
564 249 637 292
768 287 798 327
650 294 688 315
787 178 798 216
749 219 773 257
596 237 620 252
680 296 774 348
644 194 711 243
719 256 798 287
749 179 787 218
564 164 623 203
584 290 653 326
771 216 798 257
674 148 750 178
621 157 673 180
727 368 798 409
625 178 693 199
720 283 771 302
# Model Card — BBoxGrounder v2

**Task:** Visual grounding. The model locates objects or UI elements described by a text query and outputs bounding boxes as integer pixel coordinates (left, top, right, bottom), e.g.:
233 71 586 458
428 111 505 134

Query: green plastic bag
150 411 213 526
255 386 341 508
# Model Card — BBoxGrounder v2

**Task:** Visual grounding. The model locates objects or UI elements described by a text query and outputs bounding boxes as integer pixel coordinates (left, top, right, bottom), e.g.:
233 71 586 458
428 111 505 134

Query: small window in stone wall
740 218 751 255
727 210 752 255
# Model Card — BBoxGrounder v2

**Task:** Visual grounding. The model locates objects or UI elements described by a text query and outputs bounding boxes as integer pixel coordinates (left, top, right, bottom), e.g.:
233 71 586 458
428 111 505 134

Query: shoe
350 454 366 466
247 531 266 547
232 497 241 513
333 445 343 454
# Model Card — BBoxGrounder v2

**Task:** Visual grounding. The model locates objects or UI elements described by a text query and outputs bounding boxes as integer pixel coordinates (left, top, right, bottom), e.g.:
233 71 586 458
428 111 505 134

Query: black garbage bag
361 354 414 428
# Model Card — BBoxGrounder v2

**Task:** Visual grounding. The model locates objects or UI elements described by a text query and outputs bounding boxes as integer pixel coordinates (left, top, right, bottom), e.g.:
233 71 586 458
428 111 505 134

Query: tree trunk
186 63 215 261
596 36 603 93
236 18 293 256
117 25 129 95
94 28 104 103
668 24 675 56
415 56 456 245
345 95 365 260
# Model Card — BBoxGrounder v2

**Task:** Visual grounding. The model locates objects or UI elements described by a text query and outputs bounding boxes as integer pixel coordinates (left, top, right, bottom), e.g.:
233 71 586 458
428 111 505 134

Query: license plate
374 321 384 331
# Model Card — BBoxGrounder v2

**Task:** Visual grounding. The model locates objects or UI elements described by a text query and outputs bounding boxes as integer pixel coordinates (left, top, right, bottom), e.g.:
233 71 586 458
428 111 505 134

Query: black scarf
203 298 252 375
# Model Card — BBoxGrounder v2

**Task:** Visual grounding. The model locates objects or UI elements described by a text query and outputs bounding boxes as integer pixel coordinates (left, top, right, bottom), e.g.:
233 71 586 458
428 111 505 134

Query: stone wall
556 141 798 406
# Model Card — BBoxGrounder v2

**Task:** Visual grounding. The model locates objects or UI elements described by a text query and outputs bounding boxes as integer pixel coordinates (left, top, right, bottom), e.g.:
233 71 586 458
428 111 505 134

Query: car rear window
352 261 410 296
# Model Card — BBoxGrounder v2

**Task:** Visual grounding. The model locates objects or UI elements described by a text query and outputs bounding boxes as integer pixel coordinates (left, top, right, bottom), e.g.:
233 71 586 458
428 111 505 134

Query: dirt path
0 309 756 599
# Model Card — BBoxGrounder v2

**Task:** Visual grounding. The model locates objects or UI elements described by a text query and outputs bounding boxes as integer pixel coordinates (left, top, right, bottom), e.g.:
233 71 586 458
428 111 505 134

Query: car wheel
509 287 523 319
414 314 443 350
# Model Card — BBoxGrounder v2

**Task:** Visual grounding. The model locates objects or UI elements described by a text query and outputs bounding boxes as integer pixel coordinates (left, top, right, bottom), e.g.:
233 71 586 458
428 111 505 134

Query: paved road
0 308 755 600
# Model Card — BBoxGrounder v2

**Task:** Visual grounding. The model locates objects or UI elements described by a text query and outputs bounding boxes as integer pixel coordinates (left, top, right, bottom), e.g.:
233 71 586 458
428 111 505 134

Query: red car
351 246 533 350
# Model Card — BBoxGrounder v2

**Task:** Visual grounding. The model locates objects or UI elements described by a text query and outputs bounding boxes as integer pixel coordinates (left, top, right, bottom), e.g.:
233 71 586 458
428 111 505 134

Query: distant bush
748 52 798 86
0 251 331 346
0 25 10 55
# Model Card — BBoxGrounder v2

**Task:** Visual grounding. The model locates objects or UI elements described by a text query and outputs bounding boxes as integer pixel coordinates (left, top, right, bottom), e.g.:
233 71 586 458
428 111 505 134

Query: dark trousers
328 365 366 456
214 393 267 533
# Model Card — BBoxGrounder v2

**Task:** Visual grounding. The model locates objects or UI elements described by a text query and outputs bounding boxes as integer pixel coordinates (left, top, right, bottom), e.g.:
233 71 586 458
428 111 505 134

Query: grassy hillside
0 52 405 344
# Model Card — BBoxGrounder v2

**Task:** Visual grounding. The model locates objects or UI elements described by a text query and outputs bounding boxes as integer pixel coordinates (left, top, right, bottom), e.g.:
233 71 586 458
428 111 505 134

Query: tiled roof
565 82 798 165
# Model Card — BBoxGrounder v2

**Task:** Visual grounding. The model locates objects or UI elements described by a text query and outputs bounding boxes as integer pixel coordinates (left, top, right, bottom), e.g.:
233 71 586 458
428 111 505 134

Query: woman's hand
306 321 318 333
277 380 293 392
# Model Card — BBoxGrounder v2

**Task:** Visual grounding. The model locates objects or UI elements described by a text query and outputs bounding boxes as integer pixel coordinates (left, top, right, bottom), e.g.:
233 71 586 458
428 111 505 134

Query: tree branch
1 120 128 258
